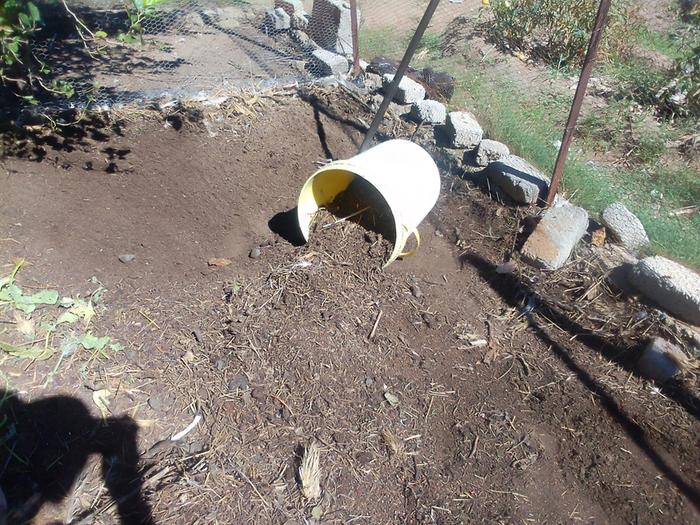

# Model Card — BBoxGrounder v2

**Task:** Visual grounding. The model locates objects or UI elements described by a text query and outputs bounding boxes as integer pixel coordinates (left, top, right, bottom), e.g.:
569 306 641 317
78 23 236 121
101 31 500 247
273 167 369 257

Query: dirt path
1 90 698 524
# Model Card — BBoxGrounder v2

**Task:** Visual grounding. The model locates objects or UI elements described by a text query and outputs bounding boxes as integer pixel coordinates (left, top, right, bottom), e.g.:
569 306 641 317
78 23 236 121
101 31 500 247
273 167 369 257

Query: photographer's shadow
1 389 153 524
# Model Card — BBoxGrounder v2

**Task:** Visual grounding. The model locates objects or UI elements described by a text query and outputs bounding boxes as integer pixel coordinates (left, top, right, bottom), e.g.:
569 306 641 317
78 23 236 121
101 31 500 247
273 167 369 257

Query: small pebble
118 254 135 263
410 283 423 298
228 373 250 391
148 396 162 411
356 451 373 465
251 387 267 401
249 247 262 259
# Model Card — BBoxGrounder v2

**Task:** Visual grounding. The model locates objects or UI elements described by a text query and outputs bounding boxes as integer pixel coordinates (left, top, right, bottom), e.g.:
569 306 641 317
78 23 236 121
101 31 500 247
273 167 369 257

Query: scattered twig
369 309 383 340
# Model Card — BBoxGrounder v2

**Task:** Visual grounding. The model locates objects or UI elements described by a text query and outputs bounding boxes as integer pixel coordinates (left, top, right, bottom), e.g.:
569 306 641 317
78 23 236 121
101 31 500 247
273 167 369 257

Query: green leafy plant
657 5 700 117
483 0 638 68
121 0 170 44
0 1 42 93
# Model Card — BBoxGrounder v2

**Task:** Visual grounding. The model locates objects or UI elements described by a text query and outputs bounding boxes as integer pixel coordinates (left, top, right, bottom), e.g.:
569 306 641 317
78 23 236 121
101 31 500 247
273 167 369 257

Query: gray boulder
363 72 383 92
630 256 700 325
486 154 550 205
521 205 589 270
290 29 318 51
473 139 510 167
409 99 446 124
382 74 425 104
445 111 483 149
263 7 291 31
276 0 310 29
601 202 650 253
310 49 349 76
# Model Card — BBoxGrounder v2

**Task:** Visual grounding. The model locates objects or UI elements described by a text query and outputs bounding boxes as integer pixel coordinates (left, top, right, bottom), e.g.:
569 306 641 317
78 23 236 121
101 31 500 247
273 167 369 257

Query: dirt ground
1 88 699 525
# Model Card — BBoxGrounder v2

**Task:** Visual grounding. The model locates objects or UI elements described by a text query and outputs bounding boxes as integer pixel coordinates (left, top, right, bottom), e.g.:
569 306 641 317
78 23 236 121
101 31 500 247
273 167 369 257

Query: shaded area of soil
1 90 698 524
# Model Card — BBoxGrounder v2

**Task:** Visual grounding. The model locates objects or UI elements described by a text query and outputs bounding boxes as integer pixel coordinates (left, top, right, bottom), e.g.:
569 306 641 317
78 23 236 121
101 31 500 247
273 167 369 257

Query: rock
410 283 423 298
409 99 446 124
486 154 550 205
607 263 638 296
473 139 510 167
445 111 483 149
228 373 250 391
263 7 291 31
630 256 700 325
521 205 589 270
118 254 135 263
310 48 349 76
249 247 262 259
363 72 383 92
418 67 455 101
148 396 163 411
290 29 318 50
251 387 267 401
382 74 426 104
276 0 310 29
388 101 412 117
308 0 360 56
601 202 650 253
638 337 687 382
367 55 398 75
276 0 305 17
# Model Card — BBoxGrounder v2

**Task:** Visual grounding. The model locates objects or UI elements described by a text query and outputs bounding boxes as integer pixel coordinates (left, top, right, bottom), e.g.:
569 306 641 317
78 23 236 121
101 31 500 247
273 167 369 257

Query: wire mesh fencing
27 0 479 110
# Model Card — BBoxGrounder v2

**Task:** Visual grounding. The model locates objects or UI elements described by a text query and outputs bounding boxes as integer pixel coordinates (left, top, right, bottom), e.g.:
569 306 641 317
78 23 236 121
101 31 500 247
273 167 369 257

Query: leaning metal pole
545 0 612 206
349 0 361 77
359 0 442 152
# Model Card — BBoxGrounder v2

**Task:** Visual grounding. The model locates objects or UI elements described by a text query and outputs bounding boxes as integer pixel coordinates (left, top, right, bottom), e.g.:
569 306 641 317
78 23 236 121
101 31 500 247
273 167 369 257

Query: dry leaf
13 312 35 337
384 391 400 407
207 257 232 267
591 227 606 247
92 389 111 419
299 441 321 500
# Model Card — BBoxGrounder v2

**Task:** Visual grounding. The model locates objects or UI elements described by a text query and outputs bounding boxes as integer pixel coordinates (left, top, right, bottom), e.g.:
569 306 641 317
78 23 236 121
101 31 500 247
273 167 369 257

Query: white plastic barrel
296 139 440 266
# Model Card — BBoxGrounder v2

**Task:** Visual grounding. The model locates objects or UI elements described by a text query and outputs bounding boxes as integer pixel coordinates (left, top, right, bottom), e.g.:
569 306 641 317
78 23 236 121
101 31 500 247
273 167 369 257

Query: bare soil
1 88 698 525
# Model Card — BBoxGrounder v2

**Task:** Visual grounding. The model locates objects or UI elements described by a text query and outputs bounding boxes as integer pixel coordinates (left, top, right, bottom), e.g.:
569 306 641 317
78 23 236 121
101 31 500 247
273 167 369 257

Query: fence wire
28 1 477 110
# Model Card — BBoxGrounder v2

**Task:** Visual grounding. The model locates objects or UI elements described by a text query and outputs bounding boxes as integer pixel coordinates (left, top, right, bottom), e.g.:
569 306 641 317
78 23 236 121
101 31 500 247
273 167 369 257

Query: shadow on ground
0 389 153 524
462 252 700 512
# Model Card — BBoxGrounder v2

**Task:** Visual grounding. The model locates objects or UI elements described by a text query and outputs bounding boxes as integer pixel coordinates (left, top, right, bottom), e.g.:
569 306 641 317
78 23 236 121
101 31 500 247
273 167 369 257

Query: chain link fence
28 0 477 110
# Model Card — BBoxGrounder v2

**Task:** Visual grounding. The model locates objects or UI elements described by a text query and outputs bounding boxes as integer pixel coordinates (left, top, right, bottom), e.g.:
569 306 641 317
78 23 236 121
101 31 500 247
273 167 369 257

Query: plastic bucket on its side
296 139 440 266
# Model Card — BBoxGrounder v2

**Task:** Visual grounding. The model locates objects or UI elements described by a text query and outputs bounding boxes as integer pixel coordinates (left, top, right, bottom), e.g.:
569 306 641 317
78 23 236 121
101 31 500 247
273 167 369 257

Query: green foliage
483 0 638 68
0 1 42 85
122 0 171 42
419 32 442 56
443 61 700 265
659 5 700 117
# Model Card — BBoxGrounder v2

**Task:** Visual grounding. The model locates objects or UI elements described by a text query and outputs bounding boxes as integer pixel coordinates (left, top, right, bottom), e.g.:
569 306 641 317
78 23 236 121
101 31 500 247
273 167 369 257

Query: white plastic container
296 139 440 266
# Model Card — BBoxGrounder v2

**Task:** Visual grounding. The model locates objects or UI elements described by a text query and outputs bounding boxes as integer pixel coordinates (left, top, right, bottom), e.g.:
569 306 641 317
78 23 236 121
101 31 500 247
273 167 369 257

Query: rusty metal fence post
545 0 612 206
349 0 361 77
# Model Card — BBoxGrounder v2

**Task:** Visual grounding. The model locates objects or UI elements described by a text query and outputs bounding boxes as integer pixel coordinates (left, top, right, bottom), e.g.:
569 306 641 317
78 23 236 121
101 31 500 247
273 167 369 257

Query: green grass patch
358 26 700 265
438 57 700 265
359 27 413 59
635 26 684 60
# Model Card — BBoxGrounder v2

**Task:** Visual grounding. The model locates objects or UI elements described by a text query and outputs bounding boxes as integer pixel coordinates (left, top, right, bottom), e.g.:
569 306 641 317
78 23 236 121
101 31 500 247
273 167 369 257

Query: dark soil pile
0 91 698 525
